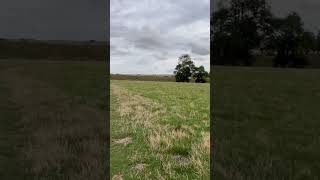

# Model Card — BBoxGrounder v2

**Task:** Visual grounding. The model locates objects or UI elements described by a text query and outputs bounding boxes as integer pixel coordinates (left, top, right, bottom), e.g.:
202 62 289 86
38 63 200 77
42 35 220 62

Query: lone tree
174 54 209 83
192 66 209 83
174 54 195 82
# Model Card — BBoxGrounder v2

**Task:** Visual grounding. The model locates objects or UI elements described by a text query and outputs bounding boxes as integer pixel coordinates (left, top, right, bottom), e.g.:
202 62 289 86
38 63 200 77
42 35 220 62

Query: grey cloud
111 47 130 56
153 52 169 61
131 26 167 50
270 0 320 32
190 43 210 56
136 57 157 65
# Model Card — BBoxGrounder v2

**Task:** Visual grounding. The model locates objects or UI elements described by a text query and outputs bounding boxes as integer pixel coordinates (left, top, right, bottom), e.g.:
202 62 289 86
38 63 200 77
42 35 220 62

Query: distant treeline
111 74 211 83
211 0 320 68
111 74 176 82
0 39 108 61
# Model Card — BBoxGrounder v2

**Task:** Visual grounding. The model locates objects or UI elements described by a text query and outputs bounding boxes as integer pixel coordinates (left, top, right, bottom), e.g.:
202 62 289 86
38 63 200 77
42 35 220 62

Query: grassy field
248 54 320 68
110 80 210 179
0 65 26 179
3 59 320 179
0 60 107 180
213 66 320 179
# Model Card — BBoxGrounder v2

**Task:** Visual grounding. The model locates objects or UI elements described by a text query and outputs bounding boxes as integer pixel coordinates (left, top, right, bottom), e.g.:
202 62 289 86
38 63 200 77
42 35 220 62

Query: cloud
111 0 210 74
269 0 320 32
190 42 210 56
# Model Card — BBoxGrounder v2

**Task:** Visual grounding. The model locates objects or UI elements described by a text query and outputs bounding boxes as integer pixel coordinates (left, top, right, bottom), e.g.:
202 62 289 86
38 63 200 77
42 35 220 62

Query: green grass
213 66 320 179
0 60 107 179
4 59 320 179
221 54 320 68
111 80 210 179
0 79 26 179
15 61 107 108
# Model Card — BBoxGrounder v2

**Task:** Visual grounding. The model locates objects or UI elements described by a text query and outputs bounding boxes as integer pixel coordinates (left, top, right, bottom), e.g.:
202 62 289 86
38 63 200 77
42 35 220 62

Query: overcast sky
270 0 320 32
111 0 210 74
0 0 108 41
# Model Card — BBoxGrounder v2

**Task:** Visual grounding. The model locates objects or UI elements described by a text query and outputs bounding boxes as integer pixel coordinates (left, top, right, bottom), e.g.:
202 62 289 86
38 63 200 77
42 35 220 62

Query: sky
270 0 320 32
111 0 210 74
0 0 108 41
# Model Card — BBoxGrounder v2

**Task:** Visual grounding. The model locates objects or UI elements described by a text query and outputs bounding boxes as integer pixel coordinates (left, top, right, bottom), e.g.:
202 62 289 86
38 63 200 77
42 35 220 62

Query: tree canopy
212 0 272 66
192 66 209 83
212 0 319 68
174 54 208 83
174 54 195 82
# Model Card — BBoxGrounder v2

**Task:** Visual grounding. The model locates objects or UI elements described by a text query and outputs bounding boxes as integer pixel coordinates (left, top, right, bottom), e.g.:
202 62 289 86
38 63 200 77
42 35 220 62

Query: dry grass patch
133 163 147 172
190 132 210 175
112 174 123 180
114 137 132 146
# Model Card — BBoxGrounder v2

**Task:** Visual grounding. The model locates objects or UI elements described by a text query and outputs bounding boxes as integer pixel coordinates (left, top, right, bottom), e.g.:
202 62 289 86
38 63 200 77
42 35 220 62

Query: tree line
211 0 320 67
0 39 107 61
